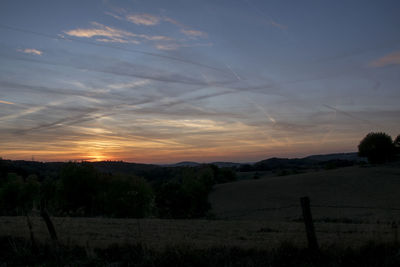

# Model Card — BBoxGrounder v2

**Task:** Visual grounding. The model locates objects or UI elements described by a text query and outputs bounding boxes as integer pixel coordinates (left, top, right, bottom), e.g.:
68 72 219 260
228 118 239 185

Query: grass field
210 163 400 222
3 216 312 249
0 216 398 251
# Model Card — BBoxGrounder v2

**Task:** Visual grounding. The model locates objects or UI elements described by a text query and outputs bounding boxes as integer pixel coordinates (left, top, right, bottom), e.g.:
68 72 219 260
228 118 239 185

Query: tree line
0 161 236 218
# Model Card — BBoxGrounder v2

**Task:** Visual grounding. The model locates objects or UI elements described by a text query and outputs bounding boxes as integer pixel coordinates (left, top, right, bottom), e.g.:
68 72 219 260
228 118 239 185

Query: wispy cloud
105 9 208 48
126 13 160 26
369 50 400 67
17 48 42 55
64 22 139 44
64 10 211 51
0 100 16 105
64 22 172 45
180 29 208 38
161 17 208 38
154 42 212 51
268 19 288 30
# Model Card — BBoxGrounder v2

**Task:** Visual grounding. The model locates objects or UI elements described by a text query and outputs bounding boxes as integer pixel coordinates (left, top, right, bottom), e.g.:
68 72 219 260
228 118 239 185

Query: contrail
323 104 380 127
225 64 242 81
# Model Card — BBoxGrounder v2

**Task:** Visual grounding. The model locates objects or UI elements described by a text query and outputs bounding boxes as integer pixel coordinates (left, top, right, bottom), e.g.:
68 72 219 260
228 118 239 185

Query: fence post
300 196 319 250
40 208 58 242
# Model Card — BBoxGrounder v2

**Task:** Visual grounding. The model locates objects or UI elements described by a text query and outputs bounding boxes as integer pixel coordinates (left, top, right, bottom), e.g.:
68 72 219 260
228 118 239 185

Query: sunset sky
0 0 399 163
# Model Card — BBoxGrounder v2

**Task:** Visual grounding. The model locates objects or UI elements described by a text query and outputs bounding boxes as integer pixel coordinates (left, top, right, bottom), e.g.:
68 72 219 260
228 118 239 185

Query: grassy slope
209 163 400 222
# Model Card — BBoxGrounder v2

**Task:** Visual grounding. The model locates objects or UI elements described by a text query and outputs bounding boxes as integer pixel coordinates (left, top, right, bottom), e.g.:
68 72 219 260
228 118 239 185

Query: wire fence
213 200 400 221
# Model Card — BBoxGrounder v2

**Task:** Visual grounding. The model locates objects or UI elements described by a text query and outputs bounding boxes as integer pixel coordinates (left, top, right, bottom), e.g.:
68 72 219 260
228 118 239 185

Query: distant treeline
0 160 236 218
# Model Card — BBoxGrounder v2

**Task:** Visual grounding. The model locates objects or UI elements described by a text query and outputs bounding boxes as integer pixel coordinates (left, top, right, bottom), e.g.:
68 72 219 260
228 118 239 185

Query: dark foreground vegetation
0 160 237 219
2 236 400 267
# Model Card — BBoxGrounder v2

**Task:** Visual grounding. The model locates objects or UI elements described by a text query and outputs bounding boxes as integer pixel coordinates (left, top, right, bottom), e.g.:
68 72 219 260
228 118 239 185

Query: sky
0 0 399 163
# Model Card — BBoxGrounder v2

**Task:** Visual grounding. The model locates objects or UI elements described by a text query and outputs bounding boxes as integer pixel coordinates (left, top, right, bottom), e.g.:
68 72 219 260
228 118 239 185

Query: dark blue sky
0 0 399 163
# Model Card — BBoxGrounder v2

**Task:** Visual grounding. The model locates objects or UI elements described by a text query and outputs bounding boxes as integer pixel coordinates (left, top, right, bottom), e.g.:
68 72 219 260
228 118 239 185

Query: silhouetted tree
103 174 154 218
394 135 400 153
58 162 99 216
358 132 395 164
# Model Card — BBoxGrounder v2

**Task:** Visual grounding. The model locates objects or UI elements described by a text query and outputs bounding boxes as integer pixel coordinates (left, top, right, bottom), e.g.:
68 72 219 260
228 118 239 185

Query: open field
211 163 400 222
0 216 399 250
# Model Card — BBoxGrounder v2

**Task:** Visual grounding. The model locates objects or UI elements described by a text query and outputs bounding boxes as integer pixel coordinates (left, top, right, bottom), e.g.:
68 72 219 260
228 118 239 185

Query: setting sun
84 153 110 162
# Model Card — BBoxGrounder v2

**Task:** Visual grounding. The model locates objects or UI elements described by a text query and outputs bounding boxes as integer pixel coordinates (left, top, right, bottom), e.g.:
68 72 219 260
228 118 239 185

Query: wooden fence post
40 208 58 242
300 196 319 250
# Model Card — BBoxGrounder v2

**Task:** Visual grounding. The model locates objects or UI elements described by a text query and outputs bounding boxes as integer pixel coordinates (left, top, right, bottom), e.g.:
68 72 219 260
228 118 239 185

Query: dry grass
0 216 398 250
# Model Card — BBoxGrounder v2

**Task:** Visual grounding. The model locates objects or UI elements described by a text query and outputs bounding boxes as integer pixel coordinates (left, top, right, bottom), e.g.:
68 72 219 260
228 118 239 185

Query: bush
358 132 395 164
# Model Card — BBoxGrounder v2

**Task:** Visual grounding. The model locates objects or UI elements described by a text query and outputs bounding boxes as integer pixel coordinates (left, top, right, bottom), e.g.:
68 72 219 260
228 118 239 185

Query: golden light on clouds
17 48 43 55
0 100 16 105
0 112 364 163
369 50 400 67
84 152 111 162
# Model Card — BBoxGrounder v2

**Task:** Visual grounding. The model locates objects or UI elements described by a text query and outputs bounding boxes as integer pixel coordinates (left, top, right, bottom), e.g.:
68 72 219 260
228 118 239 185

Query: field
0 216 398 251
1 163 400 252
210 163 400 222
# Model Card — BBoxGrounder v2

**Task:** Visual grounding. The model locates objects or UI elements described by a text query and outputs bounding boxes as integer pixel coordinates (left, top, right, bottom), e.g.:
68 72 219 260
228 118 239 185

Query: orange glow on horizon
83 152 113 162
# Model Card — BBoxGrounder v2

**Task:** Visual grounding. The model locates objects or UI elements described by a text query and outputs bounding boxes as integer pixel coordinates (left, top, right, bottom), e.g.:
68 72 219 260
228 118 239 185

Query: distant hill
253 157 315 171
163 161 201 167
249 152 366 172
164 161 242 168
0 152 367 181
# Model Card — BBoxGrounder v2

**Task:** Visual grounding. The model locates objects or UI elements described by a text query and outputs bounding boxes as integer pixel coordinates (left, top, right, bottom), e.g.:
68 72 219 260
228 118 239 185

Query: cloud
126 13 160 26
95 37 137 44
0 100 16 105
105 10 208 41
154 43 181 51
64 22 139 43
369 50 400 67
155 42 212 51
268 19 288 30
17 48 42 55
64 22 172 45
180 29 208 38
